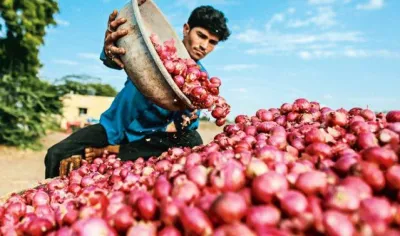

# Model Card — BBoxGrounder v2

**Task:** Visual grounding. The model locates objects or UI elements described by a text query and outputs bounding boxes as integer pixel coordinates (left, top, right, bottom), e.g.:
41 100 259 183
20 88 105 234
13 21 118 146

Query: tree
55 74 118 97
0 0 59 76
0 0 60 149
0 74 63 149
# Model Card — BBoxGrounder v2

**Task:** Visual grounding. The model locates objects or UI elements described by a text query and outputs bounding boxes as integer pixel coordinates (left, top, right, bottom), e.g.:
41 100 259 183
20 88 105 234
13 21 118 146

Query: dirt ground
0 122 223 197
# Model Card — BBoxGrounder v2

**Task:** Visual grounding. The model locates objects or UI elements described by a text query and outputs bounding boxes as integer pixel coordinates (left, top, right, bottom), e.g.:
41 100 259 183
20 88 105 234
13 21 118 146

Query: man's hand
104 10 128 68
103 1 148 68
59 155 83 177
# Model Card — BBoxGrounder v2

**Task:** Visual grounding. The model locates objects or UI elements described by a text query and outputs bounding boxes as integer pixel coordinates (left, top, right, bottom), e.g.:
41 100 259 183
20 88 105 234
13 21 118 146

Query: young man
44 2 231 178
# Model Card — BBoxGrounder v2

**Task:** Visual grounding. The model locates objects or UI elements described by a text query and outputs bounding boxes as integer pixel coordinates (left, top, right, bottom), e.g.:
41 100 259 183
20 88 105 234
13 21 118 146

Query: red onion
214 222 256 236
326 185 360 212
305 142 333 159
379 128 399 144
210 192 247 224
308 196 324 232
292 98 311 112
334 154 359 175
126 222 156 236
387 111 400 122
341 176 372 200
323 210 354 236
136 195 157 221
158 226 182 236
280 103 293 114
154 175 171 200
112 205 135 233
277 190 308 217
329 111 348 127
255 145 284 163
210 159 246 192
352 161 386 191
387 122 400 134
5 202 26 219
295 171 327 195
275 115 287 126
26 217 54 236
287 112 299 122
258 110 274 122
362 146 398 169
172 180 200 204
32 191 50 207
246 158 269 178
180 206 213 235
361 109 376 121
357 132 379 150
350 121 370 135
305 128 325 144
386 165 400 189
252 172 288 203
359 197 392 223
246 205 281 229
267 135 287 150
184 153 202 169
187 165 208 187
160 199 181 226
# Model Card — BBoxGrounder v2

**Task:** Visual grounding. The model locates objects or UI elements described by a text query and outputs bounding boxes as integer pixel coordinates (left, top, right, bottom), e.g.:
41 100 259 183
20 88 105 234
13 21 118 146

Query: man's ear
183 23 190 37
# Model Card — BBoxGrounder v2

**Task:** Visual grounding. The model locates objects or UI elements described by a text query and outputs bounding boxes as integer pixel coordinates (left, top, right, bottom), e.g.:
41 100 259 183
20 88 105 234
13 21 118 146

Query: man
44 1 231 178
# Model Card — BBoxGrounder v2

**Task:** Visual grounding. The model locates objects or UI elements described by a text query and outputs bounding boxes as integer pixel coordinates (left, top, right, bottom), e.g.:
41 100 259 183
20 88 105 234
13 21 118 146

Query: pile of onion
1 98 400 236
150 34 230 126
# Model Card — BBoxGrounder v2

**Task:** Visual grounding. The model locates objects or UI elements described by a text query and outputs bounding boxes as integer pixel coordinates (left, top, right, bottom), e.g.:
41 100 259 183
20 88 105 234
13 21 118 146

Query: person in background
44 0 231 178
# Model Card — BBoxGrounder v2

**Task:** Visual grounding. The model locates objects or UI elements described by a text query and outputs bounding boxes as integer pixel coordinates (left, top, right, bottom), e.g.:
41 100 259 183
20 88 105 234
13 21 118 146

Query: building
60 94 114 131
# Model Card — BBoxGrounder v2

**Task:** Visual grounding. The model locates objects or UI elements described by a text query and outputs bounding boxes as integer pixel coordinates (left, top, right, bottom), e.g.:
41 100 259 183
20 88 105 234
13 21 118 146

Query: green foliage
55 74 118 97
0 0 59 76
0 74 63 149
0 0 60 149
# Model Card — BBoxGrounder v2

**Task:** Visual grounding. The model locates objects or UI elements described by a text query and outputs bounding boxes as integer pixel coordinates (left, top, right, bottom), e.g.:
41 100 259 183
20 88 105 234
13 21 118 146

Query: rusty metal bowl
116 0 195 111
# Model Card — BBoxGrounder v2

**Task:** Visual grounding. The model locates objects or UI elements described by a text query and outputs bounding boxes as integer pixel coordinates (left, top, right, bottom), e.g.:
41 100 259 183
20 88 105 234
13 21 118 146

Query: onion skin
359 197 392 223
180 206 213 235
246 205 281 229
214 222 256 236
387 111 400 122
158 226 182 236
295 171 327 195
137 195 157 221
362 147 398 169
210 192 248 224
323 210 355 236
278 190 308 217
325 186 360 212
351 161 386 192
126 222 156 236
252 172 288 204
386 165 400 189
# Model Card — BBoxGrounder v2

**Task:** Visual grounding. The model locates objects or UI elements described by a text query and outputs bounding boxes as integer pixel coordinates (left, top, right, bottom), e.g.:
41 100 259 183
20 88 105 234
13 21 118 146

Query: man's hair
187 5 231 42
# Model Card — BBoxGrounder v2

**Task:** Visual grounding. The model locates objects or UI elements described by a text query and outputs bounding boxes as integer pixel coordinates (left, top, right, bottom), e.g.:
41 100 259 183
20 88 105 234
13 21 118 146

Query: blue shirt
99 50 203 145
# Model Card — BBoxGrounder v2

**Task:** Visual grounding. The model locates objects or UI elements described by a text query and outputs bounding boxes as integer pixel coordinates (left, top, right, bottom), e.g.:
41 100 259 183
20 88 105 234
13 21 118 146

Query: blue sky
39 0 399 119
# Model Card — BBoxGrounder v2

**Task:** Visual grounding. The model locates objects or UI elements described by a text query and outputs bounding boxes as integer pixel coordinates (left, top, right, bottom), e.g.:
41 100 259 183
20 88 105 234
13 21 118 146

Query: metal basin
116 0 195 111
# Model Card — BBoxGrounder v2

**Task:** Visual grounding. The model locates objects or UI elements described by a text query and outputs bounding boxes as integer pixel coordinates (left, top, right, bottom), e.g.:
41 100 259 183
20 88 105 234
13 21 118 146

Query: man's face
182 24 220 61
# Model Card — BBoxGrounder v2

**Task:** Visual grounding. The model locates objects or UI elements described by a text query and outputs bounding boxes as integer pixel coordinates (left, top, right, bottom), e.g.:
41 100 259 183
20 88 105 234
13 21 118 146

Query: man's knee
44 144 62 167
179 130 203 147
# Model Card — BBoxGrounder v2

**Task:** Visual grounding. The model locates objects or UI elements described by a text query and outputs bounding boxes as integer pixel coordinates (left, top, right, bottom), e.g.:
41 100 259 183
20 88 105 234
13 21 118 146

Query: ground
0 121 223 197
